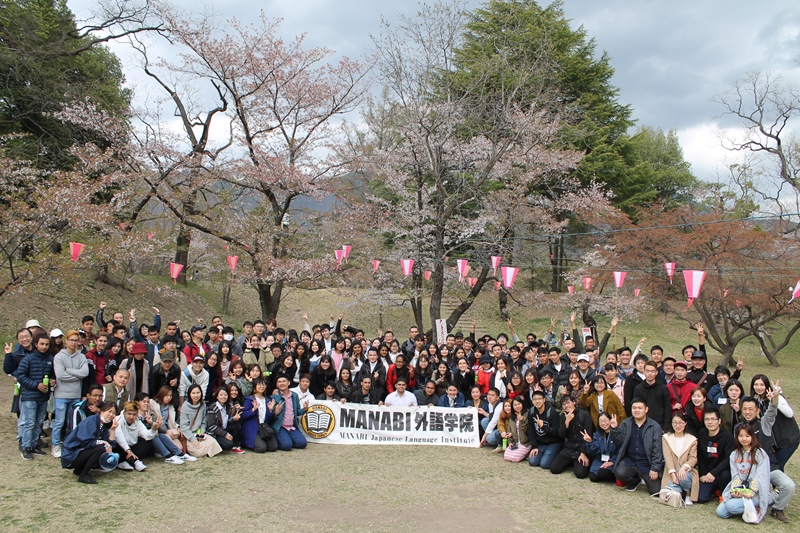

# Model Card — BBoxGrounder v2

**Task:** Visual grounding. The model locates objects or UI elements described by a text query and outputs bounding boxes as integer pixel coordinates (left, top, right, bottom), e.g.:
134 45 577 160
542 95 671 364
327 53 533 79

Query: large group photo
2 0 800 531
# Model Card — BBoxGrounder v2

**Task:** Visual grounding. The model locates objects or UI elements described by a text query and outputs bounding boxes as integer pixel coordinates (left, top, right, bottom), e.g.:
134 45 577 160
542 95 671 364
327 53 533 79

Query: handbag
653 489 685 509
257 423 275 440
742 498 759 524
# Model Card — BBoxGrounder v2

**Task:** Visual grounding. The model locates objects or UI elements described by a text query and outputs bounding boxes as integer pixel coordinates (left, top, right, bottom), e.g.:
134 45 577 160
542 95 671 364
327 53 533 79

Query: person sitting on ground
479 388 503 449
291 374 315 410
240 377 279 453
60 401 120 484
206 386 244 454
69 384 104 434
150 386 192 460
549 395 592 478
414 379 440 407
316 382 342 402
270 376 308 451
503 396 532 463
437 383 467 408
114 401 158 471
179 383 222 458
584 412 619 483
496 399 513 454
383 378 417 407
133 392 188 465
696 407 734 504
716 423 771 523
610 397 664 494
661 412 699 506
527 390 563 469
350 375 382 405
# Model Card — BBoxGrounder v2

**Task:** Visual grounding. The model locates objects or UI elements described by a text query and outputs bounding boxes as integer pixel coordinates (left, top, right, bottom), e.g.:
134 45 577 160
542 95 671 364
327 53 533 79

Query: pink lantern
401 259 414 276
490 255 501 274
583 277 592 291
456 259 469 281
372 260 380 273
147 232 154 240
501 266 519 289
468 277 477 287
567 286 574 294
69 242 85 262
226 255 239 270
169 262 184 284
613 271 626 289
683 269 706 310
789 280 800 303
342 245 351 259
664 262 676 284
462 265 471 281
635 288 641 297
334 249 343 265
494 281 501 291
424 270 431 281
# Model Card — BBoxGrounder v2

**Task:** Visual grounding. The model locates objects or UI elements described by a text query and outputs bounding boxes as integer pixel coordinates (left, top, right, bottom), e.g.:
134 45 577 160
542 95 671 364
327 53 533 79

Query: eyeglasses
67 338 81 343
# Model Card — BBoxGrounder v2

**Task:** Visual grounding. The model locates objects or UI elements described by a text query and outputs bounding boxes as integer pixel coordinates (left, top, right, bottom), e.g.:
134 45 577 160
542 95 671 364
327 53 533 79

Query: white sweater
114 414 158 451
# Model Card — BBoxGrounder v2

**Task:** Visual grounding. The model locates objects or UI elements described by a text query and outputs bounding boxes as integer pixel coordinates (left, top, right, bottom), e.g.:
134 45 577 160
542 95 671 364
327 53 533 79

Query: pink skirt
504 443 532 462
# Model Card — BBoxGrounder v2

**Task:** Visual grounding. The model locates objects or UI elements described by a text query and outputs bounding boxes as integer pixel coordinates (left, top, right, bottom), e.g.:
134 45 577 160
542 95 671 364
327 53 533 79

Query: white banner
300 401 480 447
435 319 448 345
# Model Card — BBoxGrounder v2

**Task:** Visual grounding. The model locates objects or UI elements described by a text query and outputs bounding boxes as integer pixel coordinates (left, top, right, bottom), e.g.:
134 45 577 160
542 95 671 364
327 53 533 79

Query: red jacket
477 368 493 395
386 364 415 393
667 379 695 411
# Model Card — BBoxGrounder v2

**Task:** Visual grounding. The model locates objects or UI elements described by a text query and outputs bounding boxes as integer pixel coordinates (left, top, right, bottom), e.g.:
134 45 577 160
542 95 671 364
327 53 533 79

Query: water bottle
43 374 50 389
89 340 95 350
502 438 508 450
14 382 20 396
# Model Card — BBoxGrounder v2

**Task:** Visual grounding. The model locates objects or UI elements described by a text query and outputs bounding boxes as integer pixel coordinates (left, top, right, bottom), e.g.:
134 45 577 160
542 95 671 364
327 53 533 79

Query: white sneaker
51 445 61 458
133 460 146 471
180 453 198 462
684 496 693 506
117 461 134 471
165 455 184 465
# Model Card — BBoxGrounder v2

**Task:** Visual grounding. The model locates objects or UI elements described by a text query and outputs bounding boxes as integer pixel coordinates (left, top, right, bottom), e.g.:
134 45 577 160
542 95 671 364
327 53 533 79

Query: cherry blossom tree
135 8 371 319
360 1 587 334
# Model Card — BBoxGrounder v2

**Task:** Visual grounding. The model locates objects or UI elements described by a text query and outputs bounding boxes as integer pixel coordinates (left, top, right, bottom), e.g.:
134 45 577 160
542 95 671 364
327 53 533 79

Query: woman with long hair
749 374 799 470
685 385 714 437
503 396 532 463
432 362 453 397
179 384 222 458
716 424 771 523
578 375 625 429
310 355 337 397
414 355 433 391
386 354 415 393
719 380 745 433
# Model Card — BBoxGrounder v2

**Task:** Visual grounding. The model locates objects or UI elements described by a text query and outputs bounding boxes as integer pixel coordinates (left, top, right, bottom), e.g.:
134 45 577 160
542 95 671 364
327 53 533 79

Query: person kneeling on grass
504 397 532 463
549 395 592 478
207 386 245 454
180 384 223 458
115 401 157 471
584 412 619 483
610 397 664 494
133 392 191 464
270 376 308 451
61 401 120 484
240 378 279 453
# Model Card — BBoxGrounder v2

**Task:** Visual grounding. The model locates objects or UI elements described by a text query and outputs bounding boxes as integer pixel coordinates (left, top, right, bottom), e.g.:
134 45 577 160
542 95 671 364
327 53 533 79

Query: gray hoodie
53 348 89 399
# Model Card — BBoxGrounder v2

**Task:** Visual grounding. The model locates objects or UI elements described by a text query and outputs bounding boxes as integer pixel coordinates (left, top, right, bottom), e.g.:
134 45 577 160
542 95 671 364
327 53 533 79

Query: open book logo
302 404 335 439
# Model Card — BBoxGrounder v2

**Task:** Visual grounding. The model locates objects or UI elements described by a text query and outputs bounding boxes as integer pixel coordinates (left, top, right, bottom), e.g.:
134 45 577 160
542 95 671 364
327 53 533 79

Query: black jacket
697 428 734 478
558 407 593 456
633 380 672 432
357 362 386 399
527 404 562 448
349 388 382 405
623 372 645 416
149 364 182 407
610 417 665 475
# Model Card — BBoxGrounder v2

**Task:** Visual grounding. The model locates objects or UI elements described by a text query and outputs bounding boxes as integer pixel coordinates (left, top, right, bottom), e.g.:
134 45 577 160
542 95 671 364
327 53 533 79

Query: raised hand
111 417 119 430
637 337 647 347
581 429 592 443
99 301 107 309
152 307 160 315
610 316 619 330
4 342 12 354
610 414 618 429
550 318 556 331
535 415 544 428
583 382 591 395
302 313 308 322
570 311 577 324
736 355 745 371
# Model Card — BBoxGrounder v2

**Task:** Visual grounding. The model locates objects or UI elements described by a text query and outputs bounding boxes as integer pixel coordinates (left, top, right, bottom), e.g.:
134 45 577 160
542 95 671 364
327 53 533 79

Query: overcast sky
69 0 800 182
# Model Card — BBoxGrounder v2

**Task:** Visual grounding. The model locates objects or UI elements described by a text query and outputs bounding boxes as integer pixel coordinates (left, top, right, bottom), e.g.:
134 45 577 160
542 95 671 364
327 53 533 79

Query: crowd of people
3 305 798 523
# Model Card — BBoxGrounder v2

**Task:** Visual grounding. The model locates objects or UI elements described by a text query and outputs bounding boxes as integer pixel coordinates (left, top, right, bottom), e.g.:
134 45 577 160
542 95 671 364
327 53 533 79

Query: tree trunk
428 230 445 334
221 281 231 314
173 224 190 286
410 268 424 331
498 287 508 321
255 280 283 320
549 234 564 292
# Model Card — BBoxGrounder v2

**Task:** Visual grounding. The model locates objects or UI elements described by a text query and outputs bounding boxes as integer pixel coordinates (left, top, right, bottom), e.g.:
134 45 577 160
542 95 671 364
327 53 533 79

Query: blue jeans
19 399 48 450
480 418 500 446
276 427 307 451
150 434 183 457
52 398 79 447
716 497 745 518
528 443 562 469
775 443 798 472
666 472 693 496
